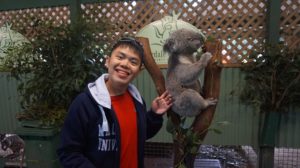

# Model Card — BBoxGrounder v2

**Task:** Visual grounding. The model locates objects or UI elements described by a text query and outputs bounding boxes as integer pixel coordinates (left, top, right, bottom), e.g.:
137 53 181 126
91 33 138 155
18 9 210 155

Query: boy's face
105 46 142 87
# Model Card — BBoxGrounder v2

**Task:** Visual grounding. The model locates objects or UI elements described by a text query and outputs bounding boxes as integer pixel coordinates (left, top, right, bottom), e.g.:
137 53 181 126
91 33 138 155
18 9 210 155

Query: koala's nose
202 45 207 53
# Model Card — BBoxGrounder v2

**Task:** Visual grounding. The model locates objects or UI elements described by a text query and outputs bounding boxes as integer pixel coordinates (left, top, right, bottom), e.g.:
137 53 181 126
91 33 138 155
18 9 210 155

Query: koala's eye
187 37 195 41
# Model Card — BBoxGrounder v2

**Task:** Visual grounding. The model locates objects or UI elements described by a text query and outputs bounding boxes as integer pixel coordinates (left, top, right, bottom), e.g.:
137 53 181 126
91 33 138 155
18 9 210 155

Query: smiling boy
57 37 172 168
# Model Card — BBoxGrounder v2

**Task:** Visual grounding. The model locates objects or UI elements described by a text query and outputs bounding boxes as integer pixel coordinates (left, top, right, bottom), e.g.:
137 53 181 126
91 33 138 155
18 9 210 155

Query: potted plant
2 18 109 168
239 44 300 168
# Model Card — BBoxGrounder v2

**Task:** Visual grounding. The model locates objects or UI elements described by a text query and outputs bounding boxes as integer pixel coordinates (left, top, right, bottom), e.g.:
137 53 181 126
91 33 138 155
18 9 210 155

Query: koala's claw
199 52 213 66
206 98 218 106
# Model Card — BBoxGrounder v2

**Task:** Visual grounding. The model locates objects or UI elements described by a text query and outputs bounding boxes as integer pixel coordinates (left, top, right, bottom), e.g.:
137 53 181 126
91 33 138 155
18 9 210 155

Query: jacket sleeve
145 108 164 139
57 94 96 168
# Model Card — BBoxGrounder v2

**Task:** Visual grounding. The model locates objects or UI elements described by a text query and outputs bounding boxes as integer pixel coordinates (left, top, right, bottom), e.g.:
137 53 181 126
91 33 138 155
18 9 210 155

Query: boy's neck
105 79 128 96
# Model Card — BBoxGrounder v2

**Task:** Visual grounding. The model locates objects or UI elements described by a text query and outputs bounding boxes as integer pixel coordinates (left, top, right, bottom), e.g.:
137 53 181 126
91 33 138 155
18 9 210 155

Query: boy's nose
120 59 129 67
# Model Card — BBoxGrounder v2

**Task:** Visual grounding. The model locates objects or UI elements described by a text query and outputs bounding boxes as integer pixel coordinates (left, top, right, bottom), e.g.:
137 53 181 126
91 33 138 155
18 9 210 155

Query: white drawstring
99 106 109 133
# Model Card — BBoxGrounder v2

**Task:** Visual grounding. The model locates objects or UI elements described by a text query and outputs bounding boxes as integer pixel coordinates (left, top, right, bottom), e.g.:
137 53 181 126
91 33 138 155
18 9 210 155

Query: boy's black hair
110 37 144 65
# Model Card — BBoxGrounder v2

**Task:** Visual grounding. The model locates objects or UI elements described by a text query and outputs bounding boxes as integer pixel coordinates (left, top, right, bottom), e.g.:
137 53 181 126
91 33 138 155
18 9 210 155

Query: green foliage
0 23 30 71
240 44 300 113
168 116 229 167
3 19 109 127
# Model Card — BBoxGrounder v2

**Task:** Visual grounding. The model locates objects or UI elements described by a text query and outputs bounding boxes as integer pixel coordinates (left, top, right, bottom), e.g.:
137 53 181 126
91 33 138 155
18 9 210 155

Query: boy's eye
117 55 124 59
130 59 139 66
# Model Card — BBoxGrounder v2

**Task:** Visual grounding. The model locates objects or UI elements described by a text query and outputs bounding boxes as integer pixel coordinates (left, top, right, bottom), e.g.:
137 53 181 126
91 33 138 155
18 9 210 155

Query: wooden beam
69 0 81 24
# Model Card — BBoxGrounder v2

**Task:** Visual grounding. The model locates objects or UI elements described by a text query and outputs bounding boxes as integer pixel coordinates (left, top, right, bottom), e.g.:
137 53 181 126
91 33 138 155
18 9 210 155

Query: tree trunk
136 37 166 95
192 39 223 139
138 37 222 168
187 39 223 165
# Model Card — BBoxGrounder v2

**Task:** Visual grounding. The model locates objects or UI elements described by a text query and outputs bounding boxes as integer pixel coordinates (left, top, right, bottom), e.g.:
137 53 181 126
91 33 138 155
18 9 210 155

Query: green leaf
190 146 198 154
216 121 231 126
210 128 222 134
166 117 176 134
178 163 186 168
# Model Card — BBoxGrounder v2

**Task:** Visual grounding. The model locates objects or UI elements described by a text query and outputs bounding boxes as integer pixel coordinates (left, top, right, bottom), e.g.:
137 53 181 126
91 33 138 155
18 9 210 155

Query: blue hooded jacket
57 74 163 168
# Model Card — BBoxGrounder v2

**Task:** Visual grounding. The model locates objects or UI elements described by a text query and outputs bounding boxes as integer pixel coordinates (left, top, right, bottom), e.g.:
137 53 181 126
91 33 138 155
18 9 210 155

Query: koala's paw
205 98 218 107
199 52 213 66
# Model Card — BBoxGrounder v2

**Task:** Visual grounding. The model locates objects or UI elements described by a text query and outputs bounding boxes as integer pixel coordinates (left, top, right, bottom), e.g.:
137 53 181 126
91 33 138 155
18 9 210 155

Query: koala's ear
163 38 175 53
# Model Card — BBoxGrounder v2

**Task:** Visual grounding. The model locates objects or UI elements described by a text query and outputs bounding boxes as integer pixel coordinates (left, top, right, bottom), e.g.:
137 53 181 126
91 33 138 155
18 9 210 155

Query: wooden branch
136 37 180 125
137 36 223 139
136 37 166 95
192 39 223 140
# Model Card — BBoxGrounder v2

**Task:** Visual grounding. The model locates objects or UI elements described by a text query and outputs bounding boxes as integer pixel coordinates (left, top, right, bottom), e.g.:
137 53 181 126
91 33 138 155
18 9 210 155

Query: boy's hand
151 91 173 115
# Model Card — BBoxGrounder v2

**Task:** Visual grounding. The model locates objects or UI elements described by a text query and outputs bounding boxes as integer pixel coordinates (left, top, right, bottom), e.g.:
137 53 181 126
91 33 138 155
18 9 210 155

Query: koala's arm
175 52 212 85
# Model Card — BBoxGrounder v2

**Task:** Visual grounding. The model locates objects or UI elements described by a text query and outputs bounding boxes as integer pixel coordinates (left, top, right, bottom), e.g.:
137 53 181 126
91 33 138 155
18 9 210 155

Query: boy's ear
105 56 110 68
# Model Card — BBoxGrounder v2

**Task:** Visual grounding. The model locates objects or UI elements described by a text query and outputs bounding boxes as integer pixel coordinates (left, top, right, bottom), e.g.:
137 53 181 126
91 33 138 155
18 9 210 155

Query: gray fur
164 28 217 117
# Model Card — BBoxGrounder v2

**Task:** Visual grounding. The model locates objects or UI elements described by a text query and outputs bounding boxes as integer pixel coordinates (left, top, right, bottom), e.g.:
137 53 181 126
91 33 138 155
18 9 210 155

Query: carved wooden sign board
136 12 206 68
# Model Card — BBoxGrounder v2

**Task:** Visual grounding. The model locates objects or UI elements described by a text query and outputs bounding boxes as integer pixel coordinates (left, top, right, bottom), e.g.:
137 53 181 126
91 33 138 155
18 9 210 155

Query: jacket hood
88 73 143 109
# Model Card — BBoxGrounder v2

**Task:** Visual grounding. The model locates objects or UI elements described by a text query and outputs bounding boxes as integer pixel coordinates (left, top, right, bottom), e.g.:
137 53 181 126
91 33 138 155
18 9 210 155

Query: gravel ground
145 145 300 168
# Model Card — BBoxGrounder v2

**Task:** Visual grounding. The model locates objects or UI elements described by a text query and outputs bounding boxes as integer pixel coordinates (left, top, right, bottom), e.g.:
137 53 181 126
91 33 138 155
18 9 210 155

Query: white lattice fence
193 0 267 66
280 0 300 49
80 0 268 67
0 6 69 29
0 0 299 67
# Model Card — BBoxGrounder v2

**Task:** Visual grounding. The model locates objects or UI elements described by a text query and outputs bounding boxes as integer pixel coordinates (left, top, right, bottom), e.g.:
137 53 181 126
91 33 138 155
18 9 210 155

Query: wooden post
69 0 81 24
266 0 281 45
259 1 282 167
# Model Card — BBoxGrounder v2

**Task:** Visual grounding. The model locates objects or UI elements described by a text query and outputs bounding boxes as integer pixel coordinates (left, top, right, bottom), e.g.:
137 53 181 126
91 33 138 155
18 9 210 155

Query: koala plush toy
163 28 217 117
